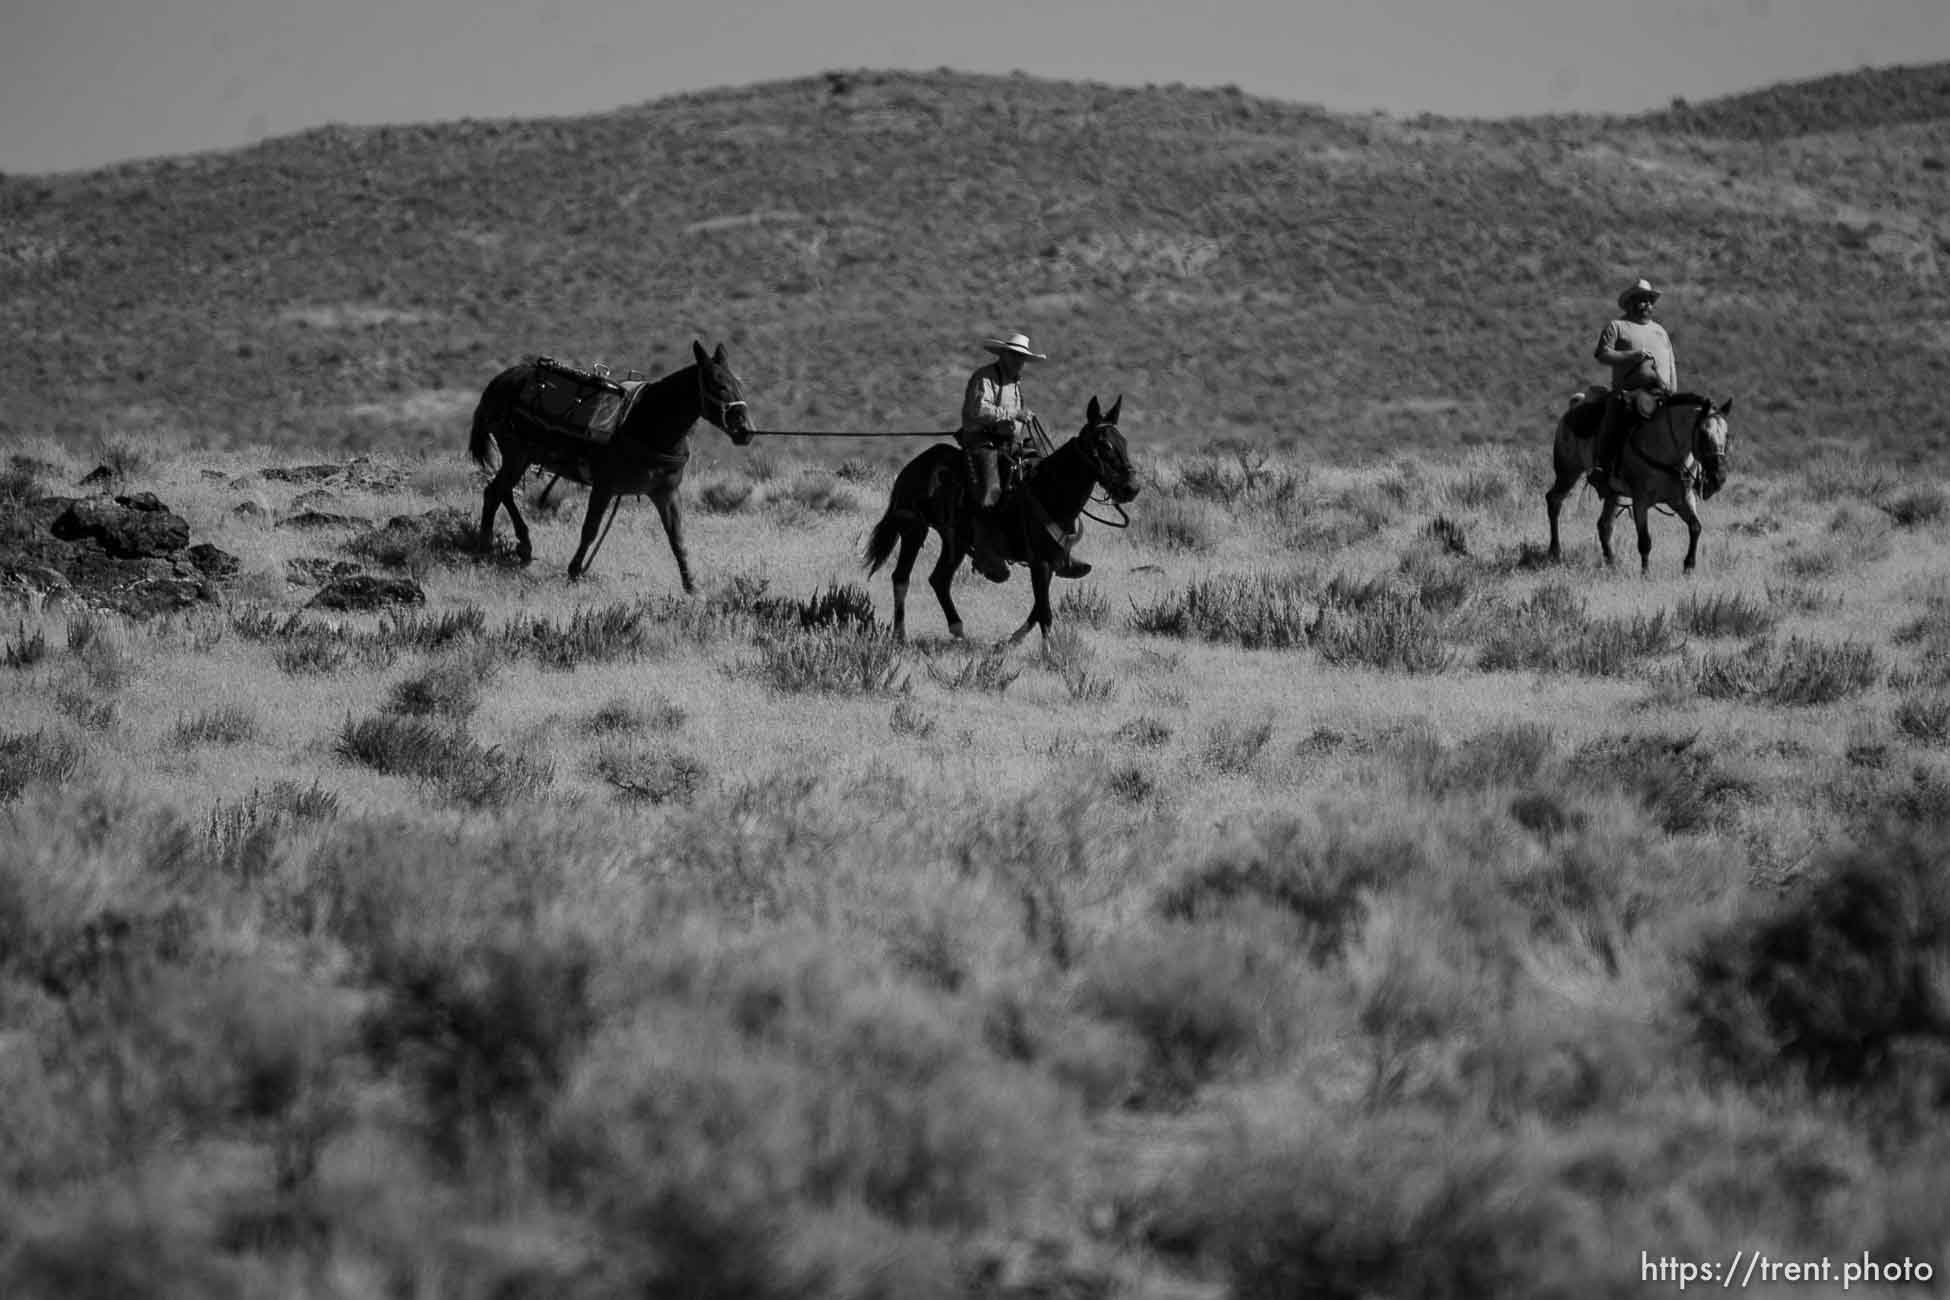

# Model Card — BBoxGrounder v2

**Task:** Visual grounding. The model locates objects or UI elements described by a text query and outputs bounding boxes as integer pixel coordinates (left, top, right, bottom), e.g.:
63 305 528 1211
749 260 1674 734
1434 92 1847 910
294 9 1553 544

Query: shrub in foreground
1686 830 1950 1097
1079 920 1300 1103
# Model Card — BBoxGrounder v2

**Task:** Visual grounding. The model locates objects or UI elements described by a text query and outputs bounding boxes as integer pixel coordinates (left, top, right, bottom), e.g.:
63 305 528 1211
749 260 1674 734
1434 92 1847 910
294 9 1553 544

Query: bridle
1078 422 1135 528
697 367 748 433
1693 409 1729 496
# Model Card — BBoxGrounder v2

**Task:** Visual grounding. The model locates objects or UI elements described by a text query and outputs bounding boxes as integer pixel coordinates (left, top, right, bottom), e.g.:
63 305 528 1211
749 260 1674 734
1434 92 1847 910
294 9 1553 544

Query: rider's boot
969 509 1010 583
1053 543 1091 580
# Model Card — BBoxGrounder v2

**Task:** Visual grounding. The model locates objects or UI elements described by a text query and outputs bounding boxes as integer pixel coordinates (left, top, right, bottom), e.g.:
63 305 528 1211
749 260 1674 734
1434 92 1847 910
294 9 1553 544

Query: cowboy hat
1617 279 1662 310
981 332 1047 360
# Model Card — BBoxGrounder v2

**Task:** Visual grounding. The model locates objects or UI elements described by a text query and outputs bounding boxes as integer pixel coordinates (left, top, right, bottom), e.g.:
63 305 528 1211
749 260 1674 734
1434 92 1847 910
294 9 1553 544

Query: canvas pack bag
514 357 648 482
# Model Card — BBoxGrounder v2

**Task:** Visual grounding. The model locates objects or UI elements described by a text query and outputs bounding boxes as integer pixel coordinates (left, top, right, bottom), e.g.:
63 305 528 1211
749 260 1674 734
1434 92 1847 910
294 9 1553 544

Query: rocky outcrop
307 573 426 611
48 493 192 558
3 491 236 620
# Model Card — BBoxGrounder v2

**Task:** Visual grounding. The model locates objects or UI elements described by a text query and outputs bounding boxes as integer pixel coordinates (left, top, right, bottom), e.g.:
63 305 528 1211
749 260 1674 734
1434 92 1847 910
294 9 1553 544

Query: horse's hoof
948 622 965 639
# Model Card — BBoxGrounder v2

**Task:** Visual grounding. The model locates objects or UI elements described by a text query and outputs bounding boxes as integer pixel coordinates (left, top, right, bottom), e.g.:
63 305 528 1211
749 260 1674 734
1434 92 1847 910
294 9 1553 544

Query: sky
3 0 1948 175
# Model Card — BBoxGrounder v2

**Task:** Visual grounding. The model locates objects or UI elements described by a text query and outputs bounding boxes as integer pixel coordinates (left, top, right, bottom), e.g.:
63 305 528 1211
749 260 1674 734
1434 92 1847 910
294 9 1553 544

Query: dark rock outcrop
185 543 240 579
278 510 370 531
307 574 426 611
285 556 366 586
1 489 233 621
49 493 192 558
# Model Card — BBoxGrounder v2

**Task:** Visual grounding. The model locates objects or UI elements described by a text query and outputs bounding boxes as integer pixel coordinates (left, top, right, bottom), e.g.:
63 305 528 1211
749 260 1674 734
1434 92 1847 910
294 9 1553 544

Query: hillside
2 65 1947 467
1633 60 1950 139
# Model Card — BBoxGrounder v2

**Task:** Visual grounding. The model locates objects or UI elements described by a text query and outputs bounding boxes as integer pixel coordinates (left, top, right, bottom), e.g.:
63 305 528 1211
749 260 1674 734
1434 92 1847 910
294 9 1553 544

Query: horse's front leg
1596 495 1618 567
567 487 614 581
928 527 967 639
650 487 694 594
1632 498 1655 576
1007 563 1055 647
1675 494 1704 573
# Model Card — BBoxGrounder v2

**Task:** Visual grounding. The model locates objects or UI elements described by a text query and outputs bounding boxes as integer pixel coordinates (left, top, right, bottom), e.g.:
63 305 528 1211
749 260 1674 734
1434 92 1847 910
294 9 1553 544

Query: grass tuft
386 656 490 721
1695 636 1880 706
500 602 649 669
750 626 909 695
1128 571 1311 649
1674 591 1779 639
925 647 1019 694
589 743 709 805
3 624 48 669
1309 591 1452 674
170 704 259 748
336 714 551 807
0 729 84 802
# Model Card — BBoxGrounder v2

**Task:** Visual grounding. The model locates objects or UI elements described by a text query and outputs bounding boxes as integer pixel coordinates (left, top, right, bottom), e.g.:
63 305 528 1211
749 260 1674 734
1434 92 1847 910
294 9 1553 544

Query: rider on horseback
1589 279 1679 487
958 332 1090 583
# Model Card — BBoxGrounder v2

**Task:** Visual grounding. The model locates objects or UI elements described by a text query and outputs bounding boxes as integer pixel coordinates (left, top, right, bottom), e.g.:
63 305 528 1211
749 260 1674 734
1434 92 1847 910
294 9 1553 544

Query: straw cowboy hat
1617 279 1662 310
981 332 1047 361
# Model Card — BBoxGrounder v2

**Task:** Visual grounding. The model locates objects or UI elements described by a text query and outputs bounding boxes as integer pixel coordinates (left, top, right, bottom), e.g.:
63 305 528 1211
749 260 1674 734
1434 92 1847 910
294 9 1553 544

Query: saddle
1625 388 1665 420
517 357 646 446
1566 384 1667 437
511 357 661 487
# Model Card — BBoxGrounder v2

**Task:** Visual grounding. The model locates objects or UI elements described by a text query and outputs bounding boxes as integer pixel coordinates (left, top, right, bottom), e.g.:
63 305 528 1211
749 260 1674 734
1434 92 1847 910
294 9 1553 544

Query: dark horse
865 395 1138 645
468 340 755 589
1545 388 1734 574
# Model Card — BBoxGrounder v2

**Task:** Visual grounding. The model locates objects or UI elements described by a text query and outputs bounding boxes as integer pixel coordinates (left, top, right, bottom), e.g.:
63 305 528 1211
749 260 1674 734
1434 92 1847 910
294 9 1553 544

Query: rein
753 429 956 439
1082 498 1130 528
1024 419 1134 534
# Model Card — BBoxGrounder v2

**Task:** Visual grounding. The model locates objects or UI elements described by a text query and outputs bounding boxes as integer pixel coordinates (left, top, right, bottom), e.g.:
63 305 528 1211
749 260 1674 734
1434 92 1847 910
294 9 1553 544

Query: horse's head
692 340 755 445
1079 395 1139 504
1694 396 1733 499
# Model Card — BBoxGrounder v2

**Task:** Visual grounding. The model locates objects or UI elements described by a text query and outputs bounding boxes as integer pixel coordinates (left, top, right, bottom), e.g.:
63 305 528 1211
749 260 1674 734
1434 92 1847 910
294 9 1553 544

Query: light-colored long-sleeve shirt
960 361 1026 438
1595 317 1677 391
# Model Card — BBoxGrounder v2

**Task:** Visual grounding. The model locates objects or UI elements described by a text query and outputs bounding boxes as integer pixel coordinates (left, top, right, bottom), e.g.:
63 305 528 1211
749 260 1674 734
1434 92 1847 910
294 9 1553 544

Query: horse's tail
471 366 527 470
468 396 497 470
863 505 906 576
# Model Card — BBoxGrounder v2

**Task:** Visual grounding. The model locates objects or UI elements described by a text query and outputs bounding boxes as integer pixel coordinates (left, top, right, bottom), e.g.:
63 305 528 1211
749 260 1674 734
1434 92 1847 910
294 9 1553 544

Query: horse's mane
1663 392 1714 411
